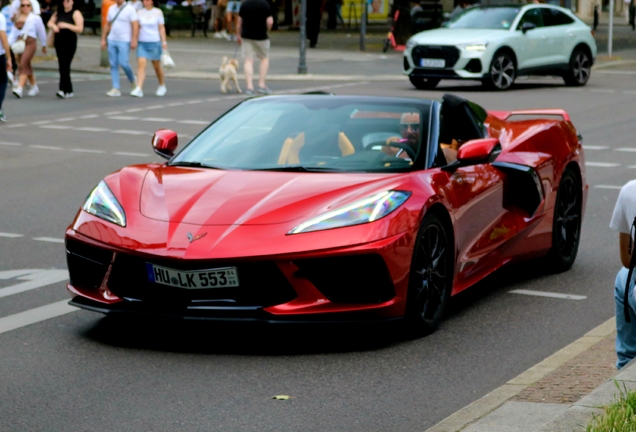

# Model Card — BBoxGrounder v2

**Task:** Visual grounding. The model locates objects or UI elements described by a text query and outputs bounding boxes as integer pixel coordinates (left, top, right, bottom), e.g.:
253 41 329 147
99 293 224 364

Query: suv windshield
171 96 431 173
447 6 520 29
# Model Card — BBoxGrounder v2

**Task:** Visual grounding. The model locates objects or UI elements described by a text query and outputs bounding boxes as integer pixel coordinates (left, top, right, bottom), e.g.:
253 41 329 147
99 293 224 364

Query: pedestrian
630 0 635 30
130 0 167 97
225 0 239 40
9 0 46 98
306 0 321 48
0 0 16 85
611 180 636 369
236 0 272 95
0 6 12 121
626 0 632 23
8 0 40 17
47 0 83 99
101 0 139 97
213 0 228 38
129 0 143 10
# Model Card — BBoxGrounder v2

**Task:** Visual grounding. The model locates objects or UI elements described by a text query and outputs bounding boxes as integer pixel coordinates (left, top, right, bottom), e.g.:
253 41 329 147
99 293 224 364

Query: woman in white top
131 0 167 97
9 0 46 98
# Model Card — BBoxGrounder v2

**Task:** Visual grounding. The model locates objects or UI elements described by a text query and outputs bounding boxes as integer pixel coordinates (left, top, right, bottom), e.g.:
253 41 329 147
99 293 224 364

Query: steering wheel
379 140 417 160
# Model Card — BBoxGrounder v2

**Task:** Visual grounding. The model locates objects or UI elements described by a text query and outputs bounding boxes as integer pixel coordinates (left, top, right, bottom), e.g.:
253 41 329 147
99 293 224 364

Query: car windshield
446 6 520 29
171 96 431 173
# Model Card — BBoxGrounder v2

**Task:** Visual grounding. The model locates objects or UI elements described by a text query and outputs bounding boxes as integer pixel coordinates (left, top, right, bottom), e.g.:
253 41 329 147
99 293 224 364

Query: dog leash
232 44 239 60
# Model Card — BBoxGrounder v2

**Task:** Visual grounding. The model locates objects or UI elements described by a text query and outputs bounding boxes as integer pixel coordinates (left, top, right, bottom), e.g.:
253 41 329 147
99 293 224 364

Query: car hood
410 28 508 45
137 166 405 226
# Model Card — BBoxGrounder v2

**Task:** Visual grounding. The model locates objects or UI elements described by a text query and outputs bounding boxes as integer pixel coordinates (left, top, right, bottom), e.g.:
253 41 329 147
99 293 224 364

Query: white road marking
509 289 586 300
167 102 186 107
0 300 76 335
112 130 150 135
583 145 608 150
105 111 122 115
206 98 220 102
114 151 151 157
33 237 64 243
187 100 203 104
126 108 144 113
595 185 623 190
5 123 26 128
108 116 138 120
40 125 72 130
0 269 68 299
0 232 24 238
616 148 636 152
628 165 636 169
145 105 164 109
624 91 636 95
586 162 620 167
0 269 43 279
57 117 77 122
590 89 616 93
0 141 22 146
29 145 62 151
142 117 173 122
79 114 99 119
75 127 108 132
71 148 106 153
31 120 53 125
178 120 209 125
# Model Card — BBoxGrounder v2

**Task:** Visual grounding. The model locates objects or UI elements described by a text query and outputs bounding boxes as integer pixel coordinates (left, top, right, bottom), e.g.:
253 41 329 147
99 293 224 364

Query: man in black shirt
237 0 273 95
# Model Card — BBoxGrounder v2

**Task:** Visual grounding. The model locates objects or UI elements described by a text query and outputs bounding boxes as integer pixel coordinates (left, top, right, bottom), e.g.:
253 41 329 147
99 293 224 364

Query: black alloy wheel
563 48 591 86
405 214 453 336
409 76 441 90
483 52 516 90
548 168 582 272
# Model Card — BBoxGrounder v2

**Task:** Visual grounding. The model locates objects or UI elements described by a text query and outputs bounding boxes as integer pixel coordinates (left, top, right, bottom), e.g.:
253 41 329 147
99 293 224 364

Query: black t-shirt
239 0 271 40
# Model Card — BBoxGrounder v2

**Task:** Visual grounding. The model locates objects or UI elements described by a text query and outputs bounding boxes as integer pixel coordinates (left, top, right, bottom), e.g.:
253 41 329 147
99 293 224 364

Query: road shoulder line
425 317 615 432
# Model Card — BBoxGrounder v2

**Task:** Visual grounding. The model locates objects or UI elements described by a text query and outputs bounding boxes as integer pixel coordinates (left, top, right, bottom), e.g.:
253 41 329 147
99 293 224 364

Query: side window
517 8 544 29
541 8 574 26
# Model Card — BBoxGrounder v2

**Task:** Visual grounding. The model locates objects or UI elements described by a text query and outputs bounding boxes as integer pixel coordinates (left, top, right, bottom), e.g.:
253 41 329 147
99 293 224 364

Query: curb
425 318 616 432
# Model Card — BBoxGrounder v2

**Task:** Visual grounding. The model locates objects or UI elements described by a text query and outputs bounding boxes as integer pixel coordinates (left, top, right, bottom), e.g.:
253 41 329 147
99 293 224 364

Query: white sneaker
106 88 121 97
7 71 13 87
27 85 39 96
65 92 74 99
155 85 167 97
56 90 65 99
12 86 22 98
130 86 144 97
213 32 223 38
220 30 228 39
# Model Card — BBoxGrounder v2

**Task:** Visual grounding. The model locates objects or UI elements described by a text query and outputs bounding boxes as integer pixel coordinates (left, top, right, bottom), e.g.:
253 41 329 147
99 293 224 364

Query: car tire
409 76 441 90
483 52 516 91
563 48 591 87
547 168 582 272
405 213 453 336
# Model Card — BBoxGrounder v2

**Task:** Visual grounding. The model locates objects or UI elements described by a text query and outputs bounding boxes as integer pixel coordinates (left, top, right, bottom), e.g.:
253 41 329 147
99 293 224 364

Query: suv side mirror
456 138 500 163
152 129 178 159
521 22 537 33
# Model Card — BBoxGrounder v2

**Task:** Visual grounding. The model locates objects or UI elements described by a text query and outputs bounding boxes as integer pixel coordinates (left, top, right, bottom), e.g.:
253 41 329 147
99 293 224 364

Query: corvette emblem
187 232 207 243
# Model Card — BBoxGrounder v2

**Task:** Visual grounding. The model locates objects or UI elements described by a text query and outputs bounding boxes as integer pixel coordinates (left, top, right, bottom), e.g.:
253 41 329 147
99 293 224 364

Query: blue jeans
107 40 135 89
615 267 636 369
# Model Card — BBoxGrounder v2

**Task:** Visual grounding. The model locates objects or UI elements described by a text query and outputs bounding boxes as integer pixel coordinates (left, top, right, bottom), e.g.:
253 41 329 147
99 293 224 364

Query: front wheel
405 214 453 336
409 76 441 90
483 52 516 90
547 168 582 272
563 48 591 86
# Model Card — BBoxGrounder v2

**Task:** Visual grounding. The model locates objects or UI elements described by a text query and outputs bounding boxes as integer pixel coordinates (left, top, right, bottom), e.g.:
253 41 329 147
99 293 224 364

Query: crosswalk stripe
0 300 76 335
509 289 586 300
33 237 64 243
586 162 620 167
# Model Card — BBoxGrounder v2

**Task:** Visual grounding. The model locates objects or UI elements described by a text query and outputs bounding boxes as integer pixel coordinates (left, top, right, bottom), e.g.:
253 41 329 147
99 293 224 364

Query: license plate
420 58 445 68
146 263 239 289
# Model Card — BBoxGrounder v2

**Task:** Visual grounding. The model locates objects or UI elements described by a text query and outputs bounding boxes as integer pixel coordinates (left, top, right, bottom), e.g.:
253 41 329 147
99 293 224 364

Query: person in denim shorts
131 0 167 97
225 0 240 40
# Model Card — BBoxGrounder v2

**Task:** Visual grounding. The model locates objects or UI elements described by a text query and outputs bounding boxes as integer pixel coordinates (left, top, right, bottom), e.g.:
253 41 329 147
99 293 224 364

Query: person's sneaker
213 31 223 38
56 90 65 99
27 84 39 96
6 71 13 87
0 111 6 122
65 92 74 98
130 86 144 97
256 86 271 95
12 86 22 98
155 85 167 96
106 88 121 97
245 88 255 95
230 35 237 41
220 29 229 39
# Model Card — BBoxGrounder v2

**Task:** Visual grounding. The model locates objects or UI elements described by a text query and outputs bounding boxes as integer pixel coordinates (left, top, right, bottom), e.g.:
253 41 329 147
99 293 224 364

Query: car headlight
82 180 127 227
289 190 411 234
460 43 489 52
406 39 417 50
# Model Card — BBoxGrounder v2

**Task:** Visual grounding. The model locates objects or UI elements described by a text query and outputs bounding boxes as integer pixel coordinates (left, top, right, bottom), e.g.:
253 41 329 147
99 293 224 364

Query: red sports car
65 93 586 335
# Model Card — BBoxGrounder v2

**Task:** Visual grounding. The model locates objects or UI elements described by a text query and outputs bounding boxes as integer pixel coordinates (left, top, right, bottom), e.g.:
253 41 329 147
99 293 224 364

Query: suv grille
411 45 460 68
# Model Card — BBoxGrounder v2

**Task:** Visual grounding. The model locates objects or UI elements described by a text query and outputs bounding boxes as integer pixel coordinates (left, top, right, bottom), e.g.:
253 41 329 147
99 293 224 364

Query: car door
515 7 551 70
541 7 577 65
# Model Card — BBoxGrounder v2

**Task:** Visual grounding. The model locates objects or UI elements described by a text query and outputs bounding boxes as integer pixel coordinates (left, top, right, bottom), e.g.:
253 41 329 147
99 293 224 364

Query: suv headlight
406 39 417 50
82 180 127 227
289 190 411 234
459 43 489 52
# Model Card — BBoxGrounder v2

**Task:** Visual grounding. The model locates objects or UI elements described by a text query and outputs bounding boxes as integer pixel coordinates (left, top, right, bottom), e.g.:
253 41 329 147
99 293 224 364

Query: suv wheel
483 52 516 90
563 48 591 86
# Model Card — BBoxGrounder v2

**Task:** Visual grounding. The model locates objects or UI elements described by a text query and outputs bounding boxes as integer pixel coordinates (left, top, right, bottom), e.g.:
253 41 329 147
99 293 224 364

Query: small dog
219 56 241 94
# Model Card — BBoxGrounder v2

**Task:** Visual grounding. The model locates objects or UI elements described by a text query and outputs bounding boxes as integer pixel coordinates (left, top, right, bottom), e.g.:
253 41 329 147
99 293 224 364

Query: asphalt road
0 69 631 431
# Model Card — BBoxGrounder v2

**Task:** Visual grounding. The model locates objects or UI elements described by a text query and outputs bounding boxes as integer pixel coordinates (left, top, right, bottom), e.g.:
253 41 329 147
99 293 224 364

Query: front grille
294 255 395 304
411 45 460 68
107 253 297 307
66 239 113 289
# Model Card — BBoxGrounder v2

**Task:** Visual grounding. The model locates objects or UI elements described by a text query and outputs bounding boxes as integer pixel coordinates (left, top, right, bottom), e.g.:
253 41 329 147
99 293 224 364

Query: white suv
404 4 597 90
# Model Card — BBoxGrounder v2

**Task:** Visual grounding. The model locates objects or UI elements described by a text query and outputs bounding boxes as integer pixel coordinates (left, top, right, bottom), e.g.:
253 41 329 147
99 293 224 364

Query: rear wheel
548 168 582 272
409 76 441 90
483 52 516 90
563 48 591 86
405 214 453 336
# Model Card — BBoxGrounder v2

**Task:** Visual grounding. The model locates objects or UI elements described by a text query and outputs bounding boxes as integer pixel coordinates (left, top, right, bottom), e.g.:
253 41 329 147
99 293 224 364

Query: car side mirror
521 22 537 33
456 138 500 163
152 129 178 159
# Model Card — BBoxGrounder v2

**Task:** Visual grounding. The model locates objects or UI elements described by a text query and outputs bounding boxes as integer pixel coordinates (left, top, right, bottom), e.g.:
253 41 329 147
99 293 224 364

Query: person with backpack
101 0 139 97
611 180 636 368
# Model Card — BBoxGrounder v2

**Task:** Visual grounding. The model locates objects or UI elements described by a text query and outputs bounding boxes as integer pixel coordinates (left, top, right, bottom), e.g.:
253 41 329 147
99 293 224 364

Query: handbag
46 29 55 48
11 38 26 54
161 49 175 68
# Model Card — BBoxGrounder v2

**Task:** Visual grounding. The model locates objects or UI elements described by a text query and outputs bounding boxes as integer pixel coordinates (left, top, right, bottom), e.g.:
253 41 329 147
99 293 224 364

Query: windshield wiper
169 161 221 169
253 166 336 172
